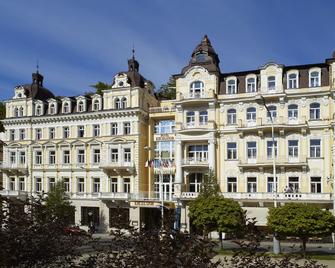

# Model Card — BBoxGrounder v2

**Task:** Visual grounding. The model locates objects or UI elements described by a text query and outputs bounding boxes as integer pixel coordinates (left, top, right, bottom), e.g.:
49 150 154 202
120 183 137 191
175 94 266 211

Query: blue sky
0 0 334 100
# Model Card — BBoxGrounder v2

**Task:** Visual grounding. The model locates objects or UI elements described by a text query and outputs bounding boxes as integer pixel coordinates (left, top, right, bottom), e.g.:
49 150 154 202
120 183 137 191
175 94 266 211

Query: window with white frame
124 148 131 163
35 177 42 192
63 178 70 192
267 140 278 159
288 140 299 158
227 142 237 160
77 101 85 112
63 102 70 113
36 128 42 140
227 79 237 94
227 177 237 192
49 127 55 139
49 103 56 114
19 107 24 117
93 99 100 111
77 149 85 164
115 98 121 109
19 129 25 140
14 107 19 117
35 151 42 165
123 178 130 193
111 148 118 163
189 81 204 98
49 150 56 164
186 111 195 126
35 105 42 116
78 125 85 137
288 177 299 192
111 123 118 135
247 141 257 159
124 122 131 134
93 149 100 164
111 178 118 193
154 120 175 134
63 126 70 138
188 145 208 162
310 139 321 157
267 105 277 122
310 177 321 193
9 129 15 141
19 151 26 164
267 177 278 193
63 150 70 164
9 151 16 164
154 141 175 160
309 103 320 120
121 97 127 109
267 76 276 91
19 177 25 191
9 177 15 190
288 104 298 119
246 107 256 121
247 177 257 192
288 73 298 89
309 71 320 87
189 173 203 192
246 77 256 93
77 178 85 192
92 178 100 193
49 178 55 191
93 124 100 137
199 111 208 125
227 108 236 125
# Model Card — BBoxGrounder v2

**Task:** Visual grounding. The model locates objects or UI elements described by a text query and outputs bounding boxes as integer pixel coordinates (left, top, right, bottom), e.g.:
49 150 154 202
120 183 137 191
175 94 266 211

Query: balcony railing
237 116 307 129
182 157 208 166
239 155 307 167
149 106 176 113
0 190 28 198
0 162 28 170
180 121 216 130
178 90 215 101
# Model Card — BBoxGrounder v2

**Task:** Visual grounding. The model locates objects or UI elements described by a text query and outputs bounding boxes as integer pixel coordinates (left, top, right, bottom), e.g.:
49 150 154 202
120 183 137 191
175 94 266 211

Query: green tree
0 101 5 132
156 76 176 100
267 203 335 252
90 81 112 95
45 180 75 227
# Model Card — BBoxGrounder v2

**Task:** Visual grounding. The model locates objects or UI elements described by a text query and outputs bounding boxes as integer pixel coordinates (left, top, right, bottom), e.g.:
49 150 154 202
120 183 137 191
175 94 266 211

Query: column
174 140 182 197
208 139 215 171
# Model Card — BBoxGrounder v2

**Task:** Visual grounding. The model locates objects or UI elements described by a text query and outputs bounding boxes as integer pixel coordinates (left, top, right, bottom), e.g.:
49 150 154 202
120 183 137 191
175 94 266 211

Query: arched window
227 79 237 94
78 101 84 112
227 108 236 125
246 107 256 121
189 81 204 98
115 98 121 109
14 107 19 117
93 99 100 111
310 103 320 120
267 105 277 122
267 76 276 91
310 71 320 87
121 97 127 109
288 104 298 119
19 107 24 117
63 102 70 113
288 73 298 89
49 103 56 114
246 77 256 93
36 105 42 116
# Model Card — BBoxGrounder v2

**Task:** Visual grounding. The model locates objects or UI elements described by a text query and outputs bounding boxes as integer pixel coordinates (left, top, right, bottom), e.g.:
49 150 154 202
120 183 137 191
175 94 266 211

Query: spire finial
132 44 135 60
36 59 39 74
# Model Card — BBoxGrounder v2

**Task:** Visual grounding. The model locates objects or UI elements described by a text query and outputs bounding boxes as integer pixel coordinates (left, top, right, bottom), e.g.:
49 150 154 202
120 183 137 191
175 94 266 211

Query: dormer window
267 76 276 91
246 77 256 93
189 81 204 98
77 101 84 112
93 99 100 111
227 79 237 94
35 105 42 116
49 103 56 115
309 70 320 87
14 108 19 117
121 97 127 109
287 73 298 89
63 102 70 113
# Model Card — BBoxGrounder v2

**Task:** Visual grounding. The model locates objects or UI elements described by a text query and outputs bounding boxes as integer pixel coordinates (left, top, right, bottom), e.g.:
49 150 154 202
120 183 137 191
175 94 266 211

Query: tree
0 101 5 132
90 81 112 95
267 203 335 252
156 76 176 100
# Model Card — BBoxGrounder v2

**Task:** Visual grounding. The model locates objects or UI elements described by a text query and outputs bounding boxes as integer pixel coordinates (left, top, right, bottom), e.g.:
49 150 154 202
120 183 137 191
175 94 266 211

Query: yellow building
1 36 335 231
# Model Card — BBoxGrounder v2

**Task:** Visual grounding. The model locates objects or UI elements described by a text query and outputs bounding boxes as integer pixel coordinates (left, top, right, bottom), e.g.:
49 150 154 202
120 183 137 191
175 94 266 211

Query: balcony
177 121 216 134
0 190 28 199
182 157 209 169
181 192 199 199
70 192 130 200
149 106 176 114
0 162 28 174
176 90 215 105
100 161 135 175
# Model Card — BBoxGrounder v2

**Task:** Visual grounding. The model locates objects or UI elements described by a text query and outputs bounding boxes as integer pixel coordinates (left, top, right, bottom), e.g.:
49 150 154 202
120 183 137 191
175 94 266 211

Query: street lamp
256 95 281 254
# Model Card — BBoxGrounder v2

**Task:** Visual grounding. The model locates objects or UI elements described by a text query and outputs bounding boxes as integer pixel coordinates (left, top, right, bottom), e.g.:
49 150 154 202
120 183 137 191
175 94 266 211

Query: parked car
64 226 90 237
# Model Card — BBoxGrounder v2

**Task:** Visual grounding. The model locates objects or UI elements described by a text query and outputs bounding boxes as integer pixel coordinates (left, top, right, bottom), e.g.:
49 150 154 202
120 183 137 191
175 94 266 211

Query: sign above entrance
130 201 161 208
156 134 175 141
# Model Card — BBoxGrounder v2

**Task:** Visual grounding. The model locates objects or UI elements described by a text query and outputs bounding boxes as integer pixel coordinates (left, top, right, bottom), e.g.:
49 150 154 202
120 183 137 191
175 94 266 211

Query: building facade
1 36 335 231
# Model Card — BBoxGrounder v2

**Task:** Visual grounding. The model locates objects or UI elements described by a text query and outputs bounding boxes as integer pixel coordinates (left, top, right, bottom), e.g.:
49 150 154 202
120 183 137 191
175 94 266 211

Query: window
267 140 278 159
288 140 299 158
124 148 131 163
19 152 26 164
246 107 256 121
189 173 203 192
78 101 84 112
77 149 85 164
19 107 23 117
63 178 70 192
111 178 118 193
63 102 70 113
63 150 70 164
121 97 127 109
288 73 298 89
115 98 121 109
93 178 100 193
9 177 15 190
267 177 278 193
247 177 257 192
77 178 85 192
186 111 195 126
35 178 42 192
195 52 206 62
154 120 175 134
247 142 257 159
288 177 299 192
310 103 320 120
227 109 236 125
63 127 70 138
49 103 56 114
35 151 42 165
154 141 175 160
310 139 321 157
9 151 16 164
111 123 118 135
35 128 42 140
227 142 237 160
124 178 131 193
227 177 237 192
199 111 208 125
19 177 25 191
19 129 25 140
49 178 55 191
14 107 19 117
189 81 204 98
188 145 208 162
9 129 15 141
311 177 321 193
111 148 118 163
93 149 100 164
124 122 131 135
49 150 56 164
288 104 298 119
36 105 42 116
93 99 100 111
267 76 276 91
246 77 256 93
310 71 320 87
78 125 85 137
93 124 100 137
49 127 55 139
267 105 277 122
227 79 237 94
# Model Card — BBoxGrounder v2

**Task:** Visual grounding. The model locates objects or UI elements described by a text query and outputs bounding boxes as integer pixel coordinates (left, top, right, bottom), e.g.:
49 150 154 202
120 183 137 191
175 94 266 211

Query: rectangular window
247 141 257 159
288 140 299 158
77 149 85 164
77 178 85 193
189 173 203 192
9 177 15 190
63 150 70 164
93 149 100 164
19 152 26 164
267 140 278 159
35 128 42 140
111 123 118 135
123 178 130 193
111 178 118 193
35 151 42 165
19 177 25 191
227 142 237 160
81 207 99 226
93 124 100 137
199 111 208 125
49 178 55 191
124 148 131 163
186 111 195 126
49 150 56 164
227 177 237 192
35 177 42 192
78 125 85 138
63 178 70 192
310 177 321 193
247 177 257 193
267 177 278 193
63 126 70 138
9 151 16 164
154 120 175 134
288 177 299 192
9 129 15 141
124 122 131 135
310 139 321 158
49 127 55 139
93 178 100 193
19 129 25 140
111 148 119 163
188 145 208 162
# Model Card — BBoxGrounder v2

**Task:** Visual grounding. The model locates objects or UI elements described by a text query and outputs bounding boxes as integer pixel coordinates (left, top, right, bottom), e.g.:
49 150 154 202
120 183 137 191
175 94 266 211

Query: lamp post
257 96 281 254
